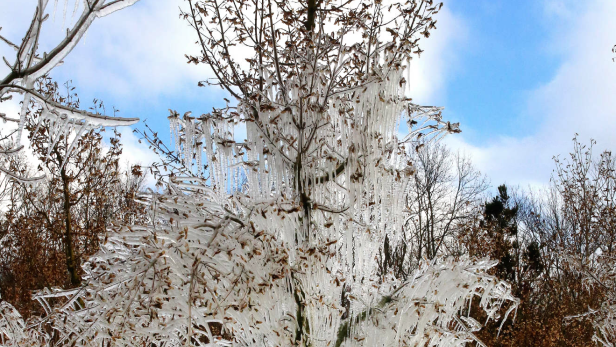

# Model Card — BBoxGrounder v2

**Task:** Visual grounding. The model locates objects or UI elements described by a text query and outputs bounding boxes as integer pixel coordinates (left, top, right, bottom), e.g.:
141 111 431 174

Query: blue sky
1 0 615 188
444 1 562 139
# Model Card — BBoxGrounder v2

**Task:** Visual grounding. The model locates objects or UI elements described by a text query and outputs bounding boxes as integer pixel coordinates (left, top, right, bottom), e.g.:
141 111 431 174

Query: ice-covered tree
0 0 140 181
0 1 518 346
571 254 616 347
551 138 616 346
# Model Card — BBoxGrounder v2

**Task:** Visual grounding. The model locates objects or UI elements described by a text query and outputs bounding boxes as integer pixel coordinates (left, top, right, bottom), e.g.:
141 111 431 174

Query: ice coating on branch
567 255 616 347
0 301 26 346
20 180 516 346
594 303 616 347
97 0 141 17
346 259 518 347
0 298 48 347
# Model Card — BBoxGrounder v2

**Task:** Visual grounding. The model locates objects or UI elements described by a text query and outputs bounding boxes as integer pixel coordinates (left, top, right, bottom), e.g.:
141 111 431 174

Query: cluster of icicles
0 77 140 184
572 255 616 347
167 50 459 283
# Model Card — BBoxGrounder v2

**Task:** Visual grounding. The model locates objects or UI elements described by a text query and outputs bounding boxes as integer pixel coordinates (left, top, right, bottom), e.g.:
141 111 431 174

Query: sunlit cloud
446 0 616 188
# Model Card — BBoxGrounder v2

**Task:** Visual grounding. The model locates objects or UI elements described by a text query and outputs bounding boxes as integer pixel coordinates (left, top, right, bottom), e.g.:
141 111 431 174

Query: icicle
63 0 69 29
15 79 33 145
72 0 80 19
44 116 70 164
53 0 59 22
62 120 89 169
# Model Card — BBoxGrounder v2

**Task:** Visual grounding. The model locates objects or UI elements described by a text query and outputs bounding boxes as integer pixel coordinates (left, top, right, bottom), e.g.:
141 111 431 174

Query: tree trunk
56 150 80 286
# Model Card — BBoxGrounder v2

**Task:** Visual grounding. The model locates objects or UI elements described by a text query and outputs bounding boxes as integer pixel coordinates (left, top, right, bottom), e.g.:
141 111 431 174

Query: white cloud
407 6 468 105
50 1 212 100
443 135 553 190
0 1 220 102
446 0 616 188
0 99 20 122
114 128 157 169
111 127 159 186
